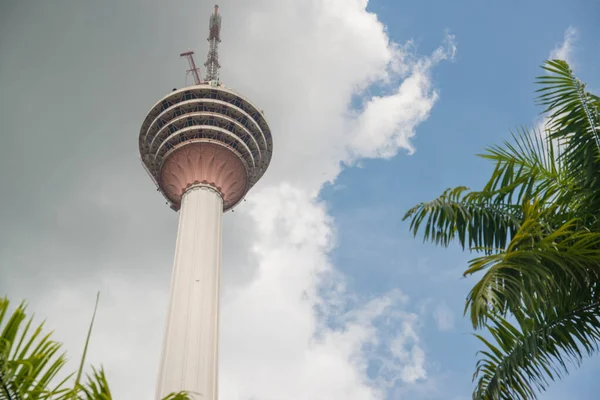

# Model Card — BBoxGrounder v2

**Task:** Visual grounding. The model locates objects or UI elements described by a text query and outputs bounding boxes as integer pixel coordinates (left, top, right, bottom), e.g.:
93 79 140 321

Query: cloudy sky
1 0 600 399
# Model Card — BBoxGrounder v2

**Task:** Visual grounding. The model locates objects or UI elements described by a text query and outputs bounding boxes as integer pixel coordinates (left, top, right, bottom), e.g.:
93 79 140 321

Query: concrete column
156 184 223 400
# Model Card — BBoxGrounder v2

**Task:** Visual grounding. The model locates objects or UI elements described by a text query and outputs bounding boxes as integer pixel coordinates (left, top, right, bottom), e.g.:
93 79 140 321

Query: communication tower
138 5 273 400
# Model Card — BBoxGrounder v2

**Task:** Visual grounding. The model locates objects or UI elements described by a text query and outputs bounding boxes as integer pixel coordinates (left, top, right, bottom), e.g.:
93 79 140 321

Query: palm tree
0 295 191 400
403 59 600 399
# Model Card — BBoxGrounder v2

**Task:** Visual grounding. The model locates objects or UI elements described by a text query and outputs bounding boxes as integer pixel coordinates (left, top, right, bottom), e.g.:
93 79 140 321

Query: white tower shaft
156 184 223 400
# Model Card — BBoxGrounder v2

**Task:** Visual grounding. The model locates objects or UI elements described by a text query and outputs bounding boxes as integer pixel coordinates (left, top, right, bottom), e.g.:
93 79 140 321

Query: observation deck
138 83 273 211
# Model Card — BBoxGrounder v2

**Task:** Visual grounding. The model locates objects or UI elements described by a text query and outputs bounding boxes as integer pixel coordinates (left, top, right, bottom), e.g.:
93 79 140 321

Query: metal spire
204 5 221 82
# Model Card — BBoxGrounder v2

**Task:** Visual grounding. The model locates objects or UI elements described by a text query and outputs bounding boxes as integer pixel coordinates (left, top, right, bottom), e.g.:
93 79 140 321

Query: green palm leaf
465 204 600 329
537 60 600 190
474 288 600 400
403 127 571 256
405 59 600 399
403 185 522 253
0 295 192 400
77 367 111 400
0 298 67 400
161 392 194 400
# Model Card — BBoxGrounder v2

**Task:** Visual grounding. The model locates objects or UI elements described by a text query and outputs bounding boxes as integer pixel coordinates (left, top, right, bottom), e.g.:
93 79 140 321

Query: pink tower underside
160 142 248 210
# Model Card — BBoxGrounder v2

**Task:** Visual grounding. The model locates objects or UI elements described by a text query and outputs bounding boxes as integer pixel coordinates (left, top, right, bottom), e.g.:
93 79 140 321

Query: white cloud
389 314 427 383
0 0 454 399
218 185 429 399
347 35 455 160
433 302 455 332
549 26 577 64
535 26 579 137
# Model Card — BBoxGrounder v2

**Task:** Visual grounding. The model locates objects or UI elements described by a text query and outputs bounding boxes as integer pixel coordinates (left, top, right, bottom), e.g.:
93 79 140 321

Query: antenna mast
179 51 202 85
204 5 222 82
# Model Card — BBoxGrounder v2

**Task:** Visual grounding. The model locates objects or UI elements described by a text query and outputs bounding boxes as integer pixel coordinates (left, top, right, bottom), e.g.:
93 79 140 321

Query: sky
1 0 599 399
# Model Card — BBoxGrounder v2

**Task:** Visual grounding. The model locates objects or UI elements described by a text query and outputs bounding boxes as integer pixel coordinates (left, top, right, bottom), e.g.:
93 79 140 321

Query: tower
138 6 273 400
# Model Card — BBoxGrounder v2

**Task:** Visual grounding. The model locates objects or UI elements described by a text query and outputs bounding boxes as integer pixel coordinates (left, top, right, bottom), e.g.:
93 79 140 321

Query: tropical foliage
0 295 191 400
404 59 600 399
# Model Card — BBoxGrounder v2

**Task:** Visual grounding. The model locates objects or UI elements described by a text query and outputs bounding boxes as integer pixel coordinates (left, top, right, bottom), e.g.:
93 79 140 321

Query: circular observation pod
139 84 273 211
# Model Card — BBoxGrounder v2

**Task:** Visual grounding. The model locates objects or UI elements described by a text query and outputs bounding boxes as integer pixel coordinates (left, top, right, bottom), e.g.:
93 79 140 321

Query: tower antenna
179 50 202 85
204 4 221 82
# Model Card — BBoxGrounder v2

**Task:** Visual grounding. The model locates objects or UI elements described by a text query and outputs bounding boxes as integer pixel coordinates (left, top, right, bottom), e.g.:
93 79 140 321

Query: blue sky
322 0 600 398
1 0 600 399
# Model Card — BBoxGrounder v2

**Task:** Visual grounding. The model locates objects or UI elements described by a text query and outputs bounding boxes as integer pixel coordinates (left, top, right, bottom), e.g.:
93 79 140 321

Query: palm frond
479 127 573 206
0 298 67 400
73 293 100 392
403 127 577 256
0 350 19 400
403 186 522 254
466 218 600 329
537 59 600 190
405 58 600 399
473 290 600 400
161 392 193 400
77 367 112 400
